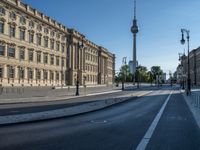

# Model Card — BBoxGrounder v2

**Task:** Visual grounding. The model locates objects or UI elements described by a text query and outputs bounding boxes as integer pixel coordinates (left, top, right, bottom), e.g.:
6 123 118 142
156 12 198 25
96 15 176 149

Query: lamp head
180 32 185 45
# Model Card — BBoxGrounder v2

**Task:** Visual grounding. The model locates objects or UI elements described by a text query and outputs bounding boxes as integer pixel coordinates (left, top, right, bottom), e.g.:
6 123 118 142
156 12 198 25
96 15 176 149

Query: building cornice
2 0 68 34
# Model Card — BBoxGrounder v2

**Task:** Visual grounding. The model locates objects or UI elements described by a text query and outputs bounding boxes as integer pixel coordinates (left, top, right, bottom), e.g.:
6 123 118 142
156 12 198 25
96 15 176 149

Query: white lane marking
135 91 172 150
87 90 121 96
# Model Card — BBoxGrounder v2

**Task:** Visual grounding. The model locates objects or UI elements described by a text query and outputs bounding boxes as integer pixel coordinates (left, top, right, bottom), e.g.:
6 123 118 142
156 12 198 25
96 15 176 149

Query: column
15 47 19 60
33 68 36 84
3 64 7 83
25 48 28 61
47 70 50 84
41 69 44 84
4 44 8 57
24 67 28 85
71 45 75 70
83 49 85 71
15 66 19 84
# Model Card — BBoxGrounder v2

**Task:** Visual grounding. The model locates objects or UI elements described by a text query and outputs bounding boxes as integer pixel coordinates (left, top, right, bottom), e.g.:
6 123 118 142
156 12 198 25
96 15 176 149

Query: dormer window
10 12 16 20
29 21 34 28
20 16 26 24
0 7 5 15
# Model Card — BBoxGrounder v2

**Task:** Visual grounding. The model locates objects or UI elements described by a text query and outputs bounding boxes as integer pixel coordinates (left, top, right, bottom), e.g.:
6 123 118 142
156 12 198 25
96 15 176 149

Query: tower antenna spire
134 0 136 19
131 0 139 85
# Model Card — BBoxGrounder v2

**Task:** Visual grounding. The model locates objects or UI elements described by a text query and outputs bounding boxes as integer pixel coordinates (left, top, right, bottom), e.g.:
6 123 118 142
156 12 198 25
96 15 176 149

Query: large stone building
0 0 115 87
178 47 200 86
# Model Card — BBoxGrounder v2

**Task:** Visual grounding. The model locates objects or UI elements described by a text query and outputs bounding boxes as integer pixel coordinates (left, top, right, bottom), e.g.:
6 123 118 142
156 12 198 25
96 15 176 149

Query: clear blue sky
23 0 200 74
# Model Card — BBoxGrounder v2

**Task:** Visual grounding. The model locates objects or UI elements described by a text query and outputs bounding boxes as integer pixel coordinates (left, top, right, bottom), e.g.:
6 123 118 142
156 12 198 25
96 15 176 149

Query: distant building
128 60 138 74
161 73 167 83
178 47 200 86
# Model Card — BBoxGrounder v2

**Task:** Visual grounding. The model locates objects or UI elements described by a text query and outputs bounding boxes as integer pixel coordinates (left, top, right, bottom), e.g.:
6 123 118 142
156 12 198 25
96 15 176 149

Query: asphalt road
0 87 199 150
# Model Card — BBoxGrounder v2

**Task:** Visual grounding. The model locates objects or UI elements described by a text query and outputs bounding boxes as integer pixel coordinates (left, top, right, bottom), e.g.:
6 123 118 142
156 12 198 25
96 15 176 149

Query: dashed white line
135 91 172 150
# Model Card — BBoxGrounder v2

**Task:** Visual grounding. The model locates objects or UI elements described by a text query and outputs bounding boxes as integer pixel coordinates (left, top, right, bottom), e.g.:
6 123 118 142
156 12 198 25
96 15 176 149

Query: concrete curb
0 91 152 126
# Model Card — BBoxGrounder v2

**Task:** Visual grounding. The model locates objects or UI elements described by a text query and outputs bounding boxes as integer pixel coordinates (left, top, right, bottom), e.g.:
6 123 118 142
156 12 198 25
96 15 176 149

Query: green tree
151 66 163 84
135 65 149 82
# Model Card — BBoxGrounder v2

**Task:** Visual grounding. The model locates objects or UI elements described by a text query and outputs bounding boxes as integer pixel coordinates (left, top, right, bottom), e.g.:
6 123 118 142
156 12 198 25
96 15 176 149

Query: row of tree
115 65 164 84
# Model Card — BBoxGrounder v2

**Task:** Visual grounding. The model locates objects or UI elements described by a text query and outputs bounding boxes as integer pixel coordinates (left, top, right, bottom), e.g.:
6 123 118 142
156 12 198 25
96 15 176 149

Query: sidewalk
0 85 122 104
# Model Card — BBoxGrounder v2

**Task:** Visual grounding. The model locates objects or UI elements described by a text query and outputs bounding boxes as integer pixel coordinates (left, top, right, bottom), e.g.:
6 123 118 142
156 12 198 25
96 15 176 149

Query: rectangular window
8 47 15 58
50 71 54 80
50 40 54 49
44 70 48 80
10 12 16 20
44 38 48 48
36 70 41 80
10 26 15 37
0 67 3 78
61 71 64 80
62 58 64 67
28 68 33 79
56 56 59 66
50 55 54 65
8 66 15 78
28 50 33 61
20 30 25 40
19 68 24 79
0 7 5 15
0 22 4 33
44 53 48 64
20 17 26 24
37 52 41 63
62 45 65 53
37 35 41 45
0 45 5 56
29 33 34 43
19 49 25 60
56 72 59 80
56 43 60 51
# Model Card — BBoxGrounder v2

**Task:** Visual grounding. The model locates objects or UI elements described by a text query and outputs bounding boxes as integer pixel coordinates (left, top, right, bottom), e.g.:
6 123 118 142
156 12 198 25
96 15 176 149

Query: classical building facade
0 0 115 87
178 47 200 86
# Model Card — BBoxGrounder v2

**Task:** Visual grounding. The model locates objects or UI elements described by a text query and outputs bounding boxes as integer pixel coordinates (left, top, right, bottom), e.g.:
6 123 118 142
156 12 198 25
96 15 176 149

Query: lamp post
75 37 84 96
180 29 191 95
122 57 127 91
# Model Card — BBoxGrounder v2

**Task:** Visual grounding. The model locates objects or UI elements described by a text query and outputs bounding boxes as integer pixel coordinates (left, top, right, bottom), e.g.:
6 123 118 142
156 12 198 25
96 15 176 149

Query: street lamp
180 29 191 96
75 37 84 96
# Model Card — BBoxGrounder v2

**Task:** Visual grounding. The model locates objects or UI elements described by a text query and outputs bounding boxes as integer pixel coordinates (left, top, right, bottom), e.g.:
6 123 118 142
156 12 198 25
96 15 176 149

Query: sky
23 0 200 74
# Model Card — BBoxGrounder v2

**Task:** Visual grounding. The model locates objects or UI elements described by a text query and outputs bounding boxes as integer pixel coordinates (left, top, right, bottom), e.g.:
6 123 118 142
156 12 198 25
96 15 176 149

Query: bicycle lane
145 91 200 150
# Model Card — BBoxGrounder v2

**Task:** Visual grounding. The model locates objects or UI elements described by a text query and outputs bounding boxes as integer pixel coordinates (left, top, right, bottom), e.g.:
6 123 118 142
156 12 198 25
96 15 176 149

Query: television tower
131 0 139 83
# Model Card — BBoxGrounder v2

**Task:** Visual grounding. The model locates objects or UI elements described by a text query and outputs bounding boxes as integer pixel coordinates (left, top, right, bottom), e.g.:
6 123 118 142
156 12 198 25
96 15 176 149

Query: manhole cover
90 120 107 124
